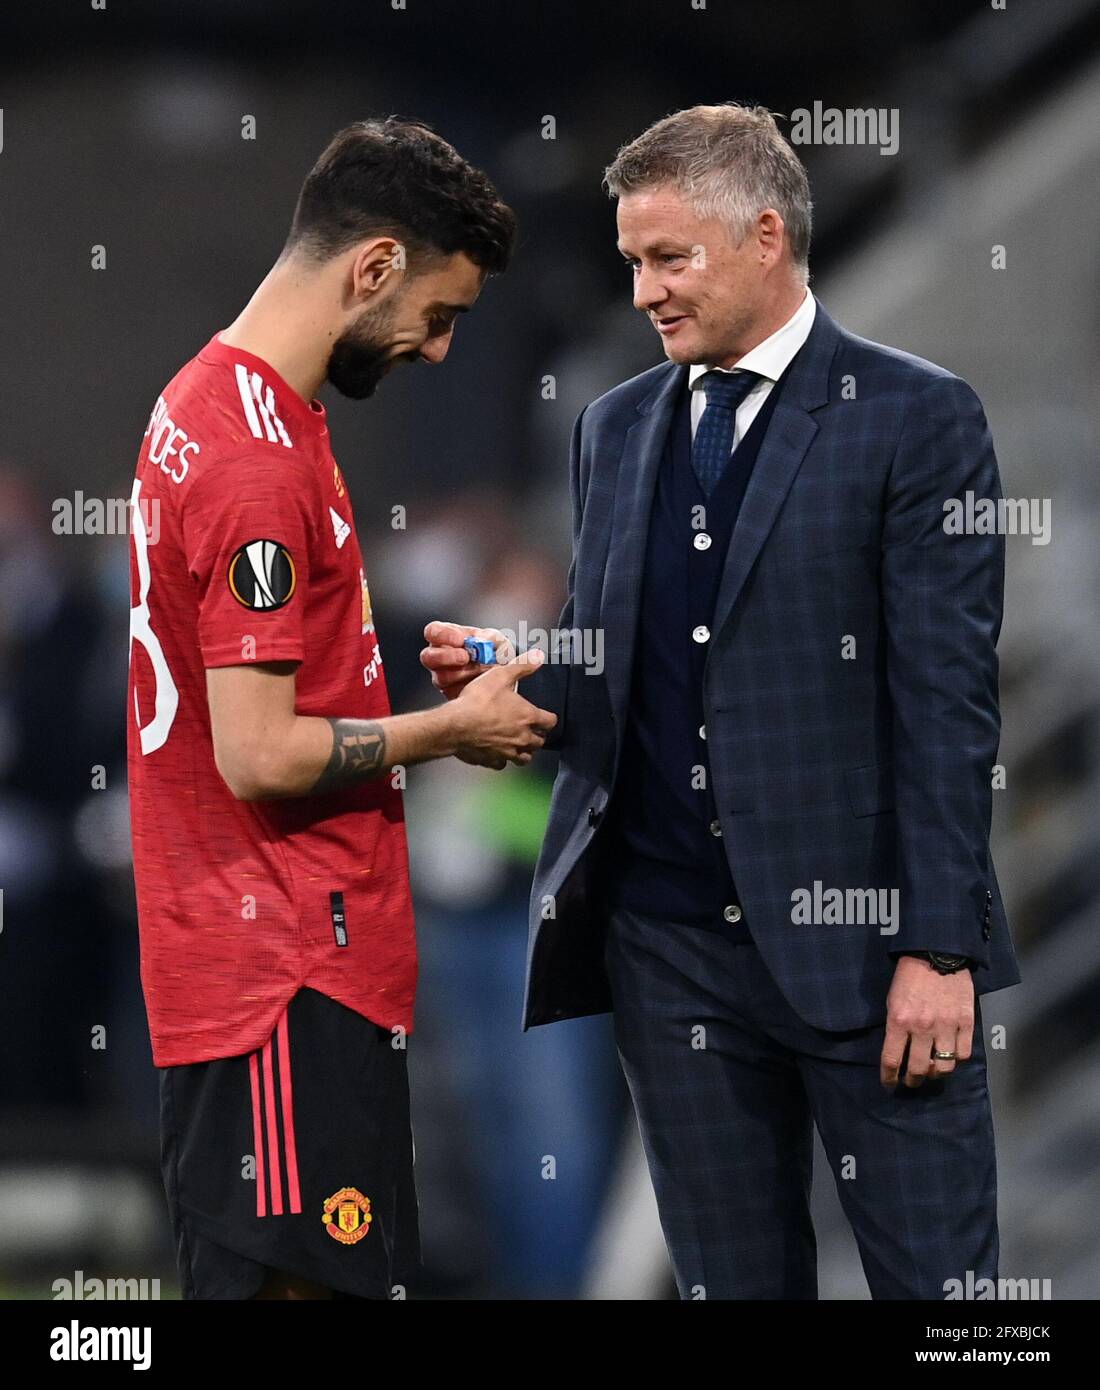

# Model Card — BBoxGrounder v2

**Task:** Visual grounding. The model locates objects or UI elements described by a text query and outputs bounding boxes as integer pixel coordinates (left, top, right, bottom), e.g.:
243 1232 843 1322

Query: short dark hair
283 117 516 276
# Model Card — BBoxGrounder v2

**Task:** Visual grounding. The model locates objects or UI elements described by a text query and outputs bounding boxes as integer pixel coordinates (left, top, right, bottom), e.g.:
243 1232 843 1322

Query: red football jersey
127 332 416 1067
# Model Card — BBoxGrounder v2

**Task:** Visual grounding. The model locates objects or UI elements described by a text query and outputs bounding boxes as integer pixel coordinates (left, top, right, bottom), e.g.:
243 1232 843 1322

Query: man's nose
418 327 455 365
633 267 668 314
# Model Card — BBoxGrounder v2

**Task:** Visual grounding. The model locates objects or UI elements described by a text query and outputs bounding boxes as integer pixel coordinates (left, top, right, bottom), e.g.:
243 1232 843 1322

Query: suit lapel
601 363 685 734
709 305 840 642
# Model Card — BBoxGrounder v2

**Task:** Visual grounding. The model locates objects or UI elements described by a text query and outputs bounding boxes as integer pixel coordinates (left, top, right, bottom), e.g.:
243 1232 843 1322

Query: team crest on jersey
333 462 346 498
227 539 296 611
321 1187 372 1244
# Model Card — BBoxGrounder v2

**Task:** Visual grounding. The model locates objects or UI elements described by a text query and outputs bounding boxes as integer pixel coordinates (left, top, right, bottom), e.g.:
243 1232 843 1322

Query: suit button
699 724 707 740
692 625 710 643
723 904 742 924
587 807 602 827
693 532 712 551
709 819 722 837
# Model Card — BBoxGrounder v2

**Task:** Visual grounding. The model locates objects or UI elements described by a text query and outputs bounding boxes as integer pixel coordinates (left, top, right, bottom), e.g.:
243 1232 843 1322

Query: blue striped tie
692 370 761 496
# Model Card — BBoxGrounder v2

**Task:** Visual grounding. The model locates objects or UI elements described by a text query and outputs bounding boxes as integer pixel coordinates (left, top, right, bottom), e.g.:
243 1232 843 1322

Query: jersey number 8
129 478 179 754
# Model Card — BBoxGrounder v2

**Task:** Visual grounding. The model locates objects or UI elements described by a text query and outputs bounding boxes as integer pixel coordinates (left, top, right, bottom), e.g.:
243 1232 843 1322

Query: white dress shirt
688 288 817 448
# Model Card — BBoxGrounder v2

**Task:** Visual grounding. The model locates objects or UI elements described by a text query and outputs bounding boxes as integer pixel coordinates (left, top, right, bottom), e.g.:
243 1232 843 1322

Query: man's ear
756 208 785 265
350 238 404 299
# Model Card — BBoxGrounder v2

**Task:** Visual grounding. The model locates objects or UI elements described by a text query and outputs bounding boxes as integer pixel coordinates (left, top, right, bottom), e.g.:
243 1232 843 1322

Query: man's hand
420 621 516 700
447 648 557 770
880 955 975 1089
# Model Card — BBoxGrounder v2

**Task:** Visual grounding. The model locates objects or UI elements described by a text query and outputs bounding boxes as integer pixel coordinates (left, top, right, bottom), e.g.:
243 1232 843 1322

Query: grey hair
603 103 812 281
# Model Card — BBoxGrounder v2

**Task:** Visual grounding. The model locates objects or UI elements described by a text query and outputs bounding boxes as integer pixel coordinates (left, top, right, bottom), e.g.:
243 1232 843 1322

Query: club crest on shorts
321 1187 372 1244
227 539 296 611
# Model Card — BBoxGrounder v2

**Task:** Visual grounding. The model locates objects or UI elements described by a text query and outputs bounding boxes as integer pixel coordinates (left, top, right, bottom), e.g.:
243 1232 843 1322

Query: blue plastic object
464 637 497 666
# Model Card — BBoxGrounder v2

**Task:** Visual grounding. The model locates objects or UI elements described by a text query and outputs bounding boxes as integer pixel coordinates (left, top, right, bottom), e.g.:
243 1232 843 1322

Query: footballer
126 118 555 1300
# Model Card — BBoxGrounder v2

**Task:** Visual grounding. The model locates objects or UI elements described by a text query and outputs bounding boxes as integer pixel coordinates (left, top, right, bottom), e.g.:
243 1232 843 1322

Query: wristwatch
902 950 974 975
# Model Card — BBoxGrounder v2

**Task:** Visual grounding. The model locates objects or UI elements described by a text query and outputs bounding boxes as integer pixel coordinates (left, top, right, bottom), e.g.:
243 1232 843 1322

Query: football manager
423 102 1021 1300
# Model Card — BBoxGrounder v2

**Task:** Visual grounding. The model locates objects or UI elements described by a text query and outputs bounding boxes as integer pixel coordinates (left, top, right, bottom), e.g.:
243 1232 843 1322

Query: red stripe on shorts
248 1052 267 1218
261 1036 284 1216
276 1011 302 1214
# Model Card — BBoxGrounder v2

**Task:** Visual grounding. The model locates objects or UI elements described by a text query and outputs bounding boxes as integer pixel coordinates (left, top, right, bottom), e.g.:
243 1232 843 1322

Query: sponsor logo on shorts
321 1186 372 1244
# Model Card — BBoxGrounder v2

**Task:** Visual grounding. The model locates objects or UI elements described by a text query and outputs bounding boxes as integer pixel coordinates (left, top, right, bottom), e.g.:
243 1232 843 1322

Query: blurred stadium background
0 0 1098 1298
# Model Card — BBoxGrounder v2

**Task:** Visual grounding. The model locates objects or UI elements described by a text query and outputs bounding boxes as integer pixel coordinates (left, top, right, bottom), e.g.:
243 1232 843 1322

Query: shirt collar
688 288 816 392
200 331 329 435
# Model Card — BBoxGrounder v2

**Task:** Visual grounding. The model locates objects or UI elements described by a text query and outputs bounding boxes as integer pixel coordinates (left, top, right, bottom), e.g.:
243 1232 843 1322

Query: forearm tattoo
311 718 387 792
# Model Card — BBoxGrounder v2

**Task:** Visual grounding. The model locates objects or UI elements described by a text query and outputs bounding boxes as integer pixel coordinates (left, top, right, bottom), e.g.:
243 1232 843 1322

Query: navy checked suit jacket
522 302 1021 1033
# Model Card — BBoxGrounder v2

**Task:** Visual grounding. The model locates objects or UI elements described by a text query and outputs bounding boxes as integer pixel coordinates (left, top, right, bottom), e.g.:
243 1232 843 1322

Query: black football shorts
158 986 420 1299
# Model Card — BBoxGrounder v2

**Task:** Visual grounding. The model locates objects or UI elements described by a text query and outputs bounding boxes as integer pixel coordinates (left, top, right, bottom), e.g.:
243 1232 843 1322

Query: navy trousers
604 906 1001 1300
